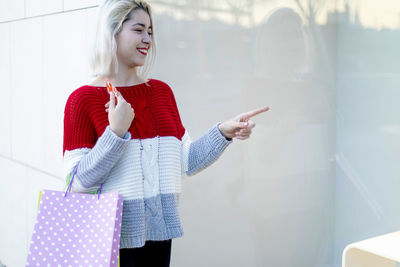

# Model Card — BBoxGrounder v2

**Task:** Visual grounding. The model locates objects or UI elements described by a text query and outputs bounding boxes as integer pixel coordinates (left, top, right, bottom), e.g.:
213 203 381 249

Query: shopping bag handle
64 162 103 199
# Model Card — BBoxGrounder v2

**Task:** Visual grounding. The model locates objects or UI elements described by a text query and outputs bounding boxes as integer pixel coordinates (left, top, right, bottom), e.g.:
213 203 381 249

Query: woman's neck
90 73 145 87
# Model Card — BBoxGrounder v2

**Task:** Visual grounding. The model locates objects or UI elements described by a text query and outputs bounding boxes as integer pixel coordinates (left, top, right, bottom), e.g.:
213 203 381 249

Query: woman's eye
134 29 152 36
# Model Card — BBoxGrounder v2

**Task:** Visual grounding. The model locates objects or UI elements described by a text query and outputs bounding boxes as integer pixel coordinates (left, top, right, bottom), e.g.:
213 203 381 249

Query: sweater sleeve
165 85 233 177
181 123 233 177
63 89 131 192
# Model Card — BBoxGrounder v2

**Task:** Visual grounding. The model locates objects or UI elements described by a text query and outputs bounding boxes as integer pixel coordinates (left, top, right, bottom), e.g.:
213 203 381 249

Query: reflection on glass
148 1 400 266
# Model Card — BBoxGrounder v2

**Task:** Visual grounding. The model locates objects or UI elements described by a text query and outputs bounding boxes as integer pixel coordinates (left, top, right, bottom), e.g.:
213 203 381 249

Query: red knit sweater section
63 79 185 156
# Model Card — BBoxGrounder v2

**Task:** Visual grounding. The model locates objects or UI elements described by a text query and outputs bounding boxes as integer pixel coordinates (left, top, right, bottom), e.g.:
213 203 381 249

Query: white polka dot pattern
26 190 123 267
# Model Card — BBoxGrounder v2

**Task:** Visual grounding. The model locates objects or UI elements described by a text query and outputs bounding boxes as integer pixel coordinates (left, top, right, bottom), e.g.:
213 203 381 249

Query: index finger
109 92 115 108
116 91 126 102
243 106 269 119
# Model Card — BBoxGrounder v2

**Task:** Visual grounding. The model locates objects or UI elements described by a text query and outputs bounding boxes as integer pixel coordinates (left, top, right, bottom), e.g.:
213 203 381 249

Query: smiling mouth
137 48 148 55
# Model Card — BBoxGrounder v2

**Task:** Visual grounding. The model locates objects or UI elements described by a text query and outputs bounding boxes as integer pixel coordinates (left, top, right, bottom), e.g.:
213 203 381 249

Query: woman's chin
129 62 145 68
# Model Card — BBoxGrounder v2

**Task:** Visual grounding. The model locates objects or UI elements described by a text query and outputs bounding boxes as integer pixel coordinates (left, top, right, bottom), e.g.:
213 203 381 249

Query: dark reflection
254 7 309 80
241 7 336 267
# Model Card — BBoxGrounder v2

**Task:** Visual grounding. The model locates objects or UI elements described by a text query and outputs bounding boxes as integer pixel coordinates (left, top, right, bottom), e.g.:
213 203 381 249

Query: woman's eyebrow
131 22 152 29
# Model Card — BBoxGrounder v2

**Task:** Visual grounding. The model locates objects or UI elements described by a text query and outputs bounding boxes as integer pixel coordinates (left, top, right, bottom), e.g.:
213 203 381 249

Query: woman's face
115 9 152 68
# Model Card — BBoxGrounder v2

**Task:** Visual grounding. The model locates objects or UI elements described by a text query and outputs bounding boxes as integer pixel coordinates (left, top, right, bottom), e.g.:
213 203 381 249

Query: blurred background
0 0 399 266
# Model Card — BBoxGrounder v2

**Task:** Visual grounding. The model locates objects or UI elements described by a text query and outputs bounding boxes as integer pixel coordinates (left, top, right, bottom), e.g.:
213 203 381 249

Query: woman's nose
143 33 152 44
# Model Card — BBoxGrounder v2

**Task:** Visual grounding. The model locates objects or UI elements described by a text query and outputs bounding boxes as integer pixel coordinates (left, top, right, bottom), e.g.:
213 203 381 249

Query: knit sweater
63 78 233 248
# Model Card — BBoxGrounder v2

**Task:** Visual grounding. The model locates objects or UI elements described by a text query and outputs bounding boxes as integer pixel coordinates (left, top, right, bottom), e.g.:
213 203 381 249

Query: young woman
63 0 268 266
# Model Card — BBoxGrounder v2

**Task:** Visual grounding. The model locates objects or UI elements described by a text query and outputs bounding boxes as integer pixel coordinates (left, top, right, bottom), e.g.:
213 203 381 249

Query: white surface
10 17 46 170
0 23 12 157
63 0 99 11
343 231 400 267
25 0 63 17
42 9 89 177
0 0 24 22
0 158 28 267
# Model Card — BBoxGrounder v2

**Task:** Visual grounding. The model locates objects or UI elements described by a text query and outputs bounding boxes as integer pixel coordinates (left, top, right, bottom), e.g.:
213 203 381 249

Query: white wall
2 0 397 266
0 1 99 266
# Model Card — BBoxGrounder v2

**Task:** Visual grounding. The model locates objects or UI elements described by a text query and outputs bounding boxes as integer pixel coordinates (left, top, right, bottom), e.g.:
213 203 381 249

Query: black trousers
119 239 172 267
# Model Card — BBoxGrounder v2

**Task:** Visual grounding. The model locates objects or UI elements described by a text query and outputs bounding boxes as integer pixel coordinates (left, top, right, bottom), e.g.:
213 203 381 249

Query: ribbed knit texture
63 79 185 154
63 79 233 248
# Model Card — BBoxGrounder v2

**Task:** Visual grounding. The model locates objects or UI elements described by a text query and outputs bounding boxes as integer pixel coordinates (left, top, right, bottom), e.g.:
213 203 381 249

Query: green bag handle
64 163 103 199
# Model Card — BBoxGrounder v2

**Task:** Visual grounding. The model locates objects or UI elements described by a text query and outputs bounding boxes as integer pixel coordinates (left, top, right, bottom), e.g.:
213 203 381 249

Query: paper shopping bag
26 165 123 266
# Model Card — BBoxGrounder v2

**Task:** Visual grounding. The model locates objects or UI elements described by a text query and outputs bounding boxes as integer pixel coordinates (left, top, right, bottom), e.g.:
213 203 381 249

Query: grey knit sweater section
186 122 233 175
68 122 232 192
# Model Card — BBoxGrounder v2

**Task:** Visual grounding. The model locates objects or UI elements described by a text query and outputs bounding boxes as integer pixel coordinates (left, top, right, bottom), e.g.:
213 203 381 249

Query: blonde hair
88 0 156 80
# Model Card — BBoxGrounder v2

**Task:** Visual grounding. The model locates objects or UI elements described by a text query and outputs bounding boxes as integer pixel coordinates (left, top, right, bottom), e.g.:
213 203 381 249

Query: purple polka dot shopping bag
26 163 123 267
